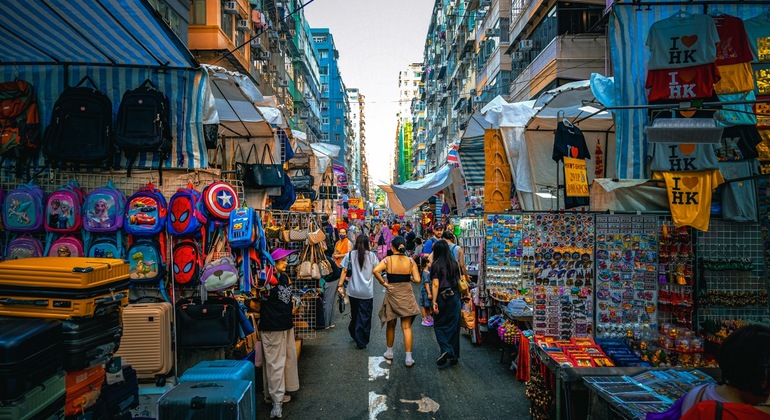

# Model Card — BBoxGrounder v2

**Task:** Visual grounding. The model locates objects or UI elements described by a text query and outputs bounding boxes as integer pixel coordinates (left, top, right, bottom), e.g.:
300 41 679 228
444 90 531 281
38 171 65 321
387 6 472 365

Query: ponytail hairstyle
355 234 370 269
391 236 407 254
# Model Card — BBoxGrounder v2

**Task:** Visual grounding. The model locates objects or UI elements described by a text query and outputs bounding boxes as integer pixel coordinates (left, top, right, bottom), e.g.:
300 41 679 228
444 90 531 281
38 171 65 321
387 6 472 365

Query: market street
276 282 531 419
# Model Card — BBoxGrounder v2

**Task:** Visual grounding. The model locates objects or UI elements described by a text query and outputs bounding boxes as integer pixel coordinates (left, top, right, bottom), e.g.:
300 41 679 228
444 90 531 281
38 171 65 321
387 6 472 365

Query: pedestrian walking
417 256 434 327
430 240 462 369
261 248 300 418
373 236 422 367
333 227 354 268
338 235 379 349
321 252 342 329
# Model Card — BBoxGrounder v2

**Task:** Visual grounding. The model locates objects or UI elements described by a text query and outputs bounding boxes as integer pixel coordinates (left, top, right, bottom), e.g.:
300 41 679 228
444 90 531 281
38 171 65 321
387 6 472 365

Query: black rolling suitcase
98 365 139 418
63 307 123 370
0 317 63 400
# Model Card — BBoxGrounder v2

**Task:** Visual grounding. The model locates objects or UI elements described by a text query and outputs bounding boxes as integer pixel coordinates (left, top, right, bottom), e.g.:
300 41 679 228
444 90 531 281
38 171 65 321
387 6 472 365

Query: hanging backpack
45 181 85 233
6 235 43 259
228 205 257 248
87 236 123 259
114 79 172 183
84 180 125 233
0 80 40 178
3 182 45 232
200 231 238 292
47 235 84 257
125 183 167 236
172 239 203 287
127 238 166 284
42 76 113 167
201 181 239 221
167 184 207 237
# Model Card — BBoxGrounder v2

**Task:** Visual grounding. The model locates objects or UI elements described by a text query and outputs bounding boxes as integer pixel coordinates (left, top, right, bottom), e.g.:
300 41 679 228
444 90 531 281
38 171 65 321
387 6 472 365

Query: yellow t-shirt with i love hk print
652 169 724 231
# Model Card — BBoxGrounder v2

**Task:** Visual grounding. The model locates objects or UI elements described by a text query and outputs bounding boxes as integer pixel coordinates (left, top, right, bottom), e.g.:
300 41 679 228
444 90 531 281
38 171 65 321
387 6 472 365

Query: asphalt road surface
264 282 532 419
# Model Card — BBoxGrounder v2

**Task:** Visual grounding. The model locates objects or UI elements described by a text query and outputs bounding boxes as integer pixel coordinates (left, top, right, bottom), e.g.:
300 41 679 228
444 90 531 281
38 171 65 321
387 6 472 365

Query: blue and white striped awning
0 0 197 69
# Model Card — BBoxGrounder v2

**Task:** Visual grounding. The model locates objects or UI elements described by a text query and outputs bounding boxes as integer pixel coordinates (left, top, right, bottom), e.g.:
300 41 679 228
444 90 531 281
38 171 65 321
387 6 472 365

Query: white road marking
368 356 389 381
369 391 388 420
400 396 440 413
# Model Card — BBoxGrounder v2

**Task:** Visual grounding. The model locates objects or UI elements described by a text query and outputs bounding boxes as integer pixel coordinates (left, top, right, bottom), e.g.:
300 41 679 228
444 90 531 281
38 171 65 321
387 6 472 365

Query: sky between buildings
305 0 434 185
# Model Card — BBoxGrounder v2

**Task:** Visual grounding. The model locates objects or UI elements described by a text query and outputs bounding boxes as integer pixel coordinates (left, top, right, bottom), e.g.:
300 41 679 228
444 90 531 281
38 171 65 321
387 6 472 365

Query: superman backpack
167 184 207 237
3 182 45 232
227 205 257 248
172 239 202 287
127 238 166 284
47 235 84 257
125 182 167 236
6 234 43 259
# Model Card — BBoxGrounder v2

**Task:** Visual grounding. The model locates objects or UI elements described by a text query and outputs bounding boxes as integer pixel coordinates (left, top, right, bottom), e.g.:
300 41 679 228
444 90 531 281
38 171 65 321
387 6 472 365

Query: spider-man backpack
168 183 207 237
172 239 202 287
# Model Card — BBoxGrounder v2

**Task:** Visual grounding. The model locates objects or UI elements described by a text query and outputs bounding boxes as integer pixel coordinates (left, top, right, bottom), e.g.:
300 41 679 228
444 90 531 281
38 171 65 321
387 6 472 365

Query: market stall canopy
458 112 492 187
527 79 614 132
379 165 454 214
255 96 288 128
310 142 340 174
203 65 273 139
0 0 197 69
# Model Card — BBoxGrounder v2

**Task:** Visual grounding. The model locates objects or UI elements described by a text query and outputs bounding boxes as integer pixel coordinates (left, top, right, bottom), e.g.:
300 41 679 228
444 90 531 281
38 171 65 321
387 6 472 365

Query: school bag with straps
47 235 84 257
125 182 167 236
115 79 172 183
172 239 203 287
83 180 126 258
127 237 166 284
200 230 238 292
42 76 113 167
43 180 85 255
168 183 207 237
6 234 43 259
0 80 40 178
3 181 45 232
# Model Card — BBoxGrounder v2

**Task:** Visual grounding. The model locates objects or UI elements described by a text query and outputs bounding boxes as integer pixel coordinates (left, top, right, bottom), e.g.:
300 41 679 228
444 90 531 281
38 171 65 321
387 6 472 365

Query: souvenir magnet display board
484 214 529 301
532 213 594 339
594 215 659 338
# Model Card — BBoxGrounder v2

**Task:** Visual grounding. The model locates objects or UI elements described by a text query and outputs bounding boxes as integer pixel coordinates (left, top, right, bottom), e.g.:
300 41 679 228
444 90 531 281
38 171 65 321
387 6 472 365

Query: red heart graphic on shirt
571 146 579 158
681 35 698 48
679 70 696 83
682 177 699 189
679 144 696 155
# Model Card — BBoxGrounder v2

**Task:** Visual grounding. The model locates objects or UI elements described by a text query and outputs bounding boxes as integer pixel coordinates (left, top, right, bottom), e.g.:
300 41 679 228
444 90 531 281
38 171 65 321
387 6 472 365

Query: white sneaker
383 350 394 360
270 402 283 419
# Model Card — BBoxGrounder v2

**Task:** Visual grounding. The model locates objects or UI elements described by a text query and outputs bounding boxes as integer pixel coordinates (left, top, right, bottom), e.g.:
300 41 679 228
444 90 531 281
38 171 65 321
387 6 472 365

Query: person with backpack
421 223 445 257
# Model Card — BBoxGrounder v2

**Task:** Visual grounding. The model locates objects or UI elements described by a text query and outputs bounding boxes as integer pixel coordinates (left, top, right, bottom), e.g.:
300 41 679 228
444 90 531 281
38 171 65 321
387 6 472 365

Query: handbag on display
265 217 282 240
292 169 314 192
281 228 292 243
307 219 326 245
253 143 285 188
290 195 313 213
287 152 310 170
316 245 333 277
297 245 319 280
234 143 258 188
175 295 240 348
288 225 308 242
319 174 339 200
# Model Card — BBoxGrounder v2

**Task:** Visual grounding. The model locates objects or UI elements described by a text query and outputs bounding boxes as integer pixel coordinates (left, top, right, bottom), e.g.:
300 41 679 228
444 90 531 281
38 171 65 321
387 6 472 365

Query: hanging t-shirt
753 62 770 96
755 95 770 128
646 63 719 101
712 13 755 65
716 125 762 161
717 160 759 222
714 62 754 94
743 12 770 63
653 169 724 231
649 143 720 172
552 121 591 162
646 13 720 70
716 91 758 126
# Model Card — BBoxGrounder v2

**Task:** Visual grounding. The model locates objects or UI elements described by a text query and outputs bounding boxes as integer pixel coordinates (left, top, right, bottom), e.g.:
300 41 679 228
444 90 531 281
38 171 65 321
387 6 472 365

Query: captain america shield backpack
202 181 239 220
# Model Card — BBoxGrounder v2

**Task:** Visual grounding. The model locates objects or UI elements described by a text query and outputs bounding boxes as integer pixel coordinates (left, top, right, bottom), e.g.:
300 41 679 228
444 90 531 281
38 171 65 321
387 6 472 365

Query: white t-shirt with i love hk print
646 13 720 70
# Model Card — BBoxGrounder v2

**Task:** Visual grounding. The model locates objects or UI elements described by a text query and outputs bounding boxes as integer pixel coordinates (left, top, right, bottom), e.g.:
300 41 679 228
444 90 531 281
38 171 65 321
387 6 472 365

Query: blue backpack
228 205 257 248
3 182 45 232
6 234 44 259
87 236 124 259
125 183 167 236
127 238 166 284
167 184 207 237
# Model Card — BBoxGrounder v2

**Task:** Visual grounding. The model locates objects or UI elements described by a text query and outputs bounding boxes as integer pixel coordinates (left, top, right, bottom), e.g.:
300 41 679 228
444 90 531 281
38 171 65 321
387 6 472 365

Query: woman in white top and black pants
338 235 380 349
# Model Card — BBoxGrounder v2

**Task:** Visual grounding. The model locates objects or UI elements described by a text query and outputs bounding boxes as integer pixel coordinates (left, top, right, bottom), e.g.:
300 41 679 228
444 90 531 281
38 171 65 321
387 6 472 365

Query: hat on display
271 248 296 261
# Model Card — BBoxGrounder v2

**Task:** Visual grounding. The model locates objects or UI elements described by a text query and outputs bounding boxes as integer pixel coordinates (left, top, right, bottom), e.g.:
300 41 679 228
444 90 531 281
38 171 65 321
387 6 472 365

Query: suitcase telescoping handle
73 266 95 273
0 297 49 306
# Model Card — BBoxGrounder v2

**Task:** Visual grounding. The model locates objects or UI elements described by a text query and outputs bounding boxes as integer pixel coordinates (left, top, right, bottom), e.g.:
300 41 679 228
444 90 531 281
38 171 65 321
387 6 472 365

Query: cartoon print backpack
45 181 85 233
125 182 167 236
168 184 207 237
84 180 126 233
3 182 45 232
46 235 84 257
202 181 239 220
6 235 43 259
127 238 165 284
172 239 203 286
87 236 124 259
200 257 238 292
228 205 257 248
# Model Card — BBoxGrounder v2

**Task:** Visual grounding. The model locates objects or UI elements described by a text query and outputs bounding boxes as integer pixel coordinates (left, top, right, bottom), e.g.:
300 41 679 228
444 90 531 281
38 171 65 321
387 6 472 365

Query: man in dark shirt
404 223 417 253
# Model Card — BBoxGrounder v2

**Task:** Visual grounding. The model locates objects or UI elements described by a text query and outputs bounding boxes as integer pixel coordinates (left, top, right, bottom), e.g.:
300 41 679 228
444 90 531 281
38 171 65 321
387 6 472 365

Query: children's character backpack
3 182 45 232
167 184 207 237
202 181 239 220
227 205 257 248
45 181 85 233
114 79 172 181
46 235 84 257
172 239 202 287
127 238 166 284
84 180 125 233
6 235 44 259
125 183 167 236
200 256 239 292
87 236 123 259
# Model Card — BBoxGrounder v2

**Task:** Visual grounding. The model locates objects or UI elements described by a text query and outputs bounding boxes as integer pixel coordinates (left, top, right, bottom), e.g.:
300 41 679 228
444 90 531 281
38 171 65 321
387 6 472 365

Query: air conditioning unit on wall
237 20 250 32
485 28 499 37
512 51 525 61
223 1 238 14
519 39 533 51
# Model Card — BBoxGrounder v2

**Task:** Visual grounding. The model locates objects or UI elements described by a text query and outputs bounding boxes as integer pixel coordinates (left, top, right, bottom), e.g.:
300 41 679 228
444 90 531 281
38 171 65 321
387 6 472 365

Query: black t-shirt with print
259 272 294 332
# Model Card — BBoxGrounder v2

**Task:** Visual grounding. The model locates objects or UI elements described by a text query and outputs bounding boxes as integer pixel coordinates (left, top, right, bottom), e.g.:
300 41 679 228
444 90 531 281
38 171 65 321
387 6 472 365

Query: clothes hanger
558 110 573 128
673 9 692 18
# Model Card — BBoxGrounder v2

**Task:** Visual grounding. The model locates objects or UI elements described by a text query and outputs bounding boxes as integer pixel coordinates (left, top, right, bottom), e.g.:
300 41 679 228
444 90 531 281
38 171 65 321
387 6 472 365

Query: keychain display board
657 218 696 330
484 214 529 301
594 215 659 338
696 219 770 327
452 217 484 275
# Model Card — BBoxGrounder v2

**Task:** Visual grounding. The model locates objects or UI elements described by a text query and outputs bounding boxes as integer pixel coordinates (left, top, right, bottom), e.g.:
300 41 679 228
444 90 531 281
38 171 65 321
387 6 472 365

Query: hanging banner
564 157 589 197
333 164 348 187
348 197 361 208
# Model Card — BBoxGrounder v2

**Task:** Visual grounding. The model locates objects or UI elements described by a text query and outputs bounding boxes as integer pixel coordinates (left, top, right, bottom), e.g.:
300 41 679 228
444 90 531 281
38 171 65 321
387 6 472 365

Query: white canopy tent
379 165 455 215
203 64 273 139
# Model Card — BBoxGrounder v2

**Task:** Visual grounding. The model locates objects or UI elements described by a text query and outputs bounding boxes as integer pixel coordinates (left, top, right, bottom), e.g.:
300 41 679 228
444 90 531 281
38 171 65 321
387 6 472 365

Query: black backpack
43 76 113 167
115 79 172 183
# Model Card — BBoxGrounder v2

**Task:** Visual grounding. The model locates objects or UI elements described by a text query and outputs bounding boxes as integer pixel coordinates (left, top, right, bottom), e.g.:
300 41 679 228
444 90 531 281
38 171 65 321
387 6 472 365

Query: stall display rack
484 213 531 301
657 218 696 329
594 215 659 338
452 216 484 274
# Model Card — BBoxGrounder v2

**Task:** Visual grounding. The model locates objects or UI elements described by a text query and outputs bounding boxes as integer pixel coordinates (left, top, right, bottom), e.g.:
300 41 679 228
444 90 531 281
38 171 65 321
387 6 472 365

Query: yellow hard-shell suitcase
0 257 129 319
